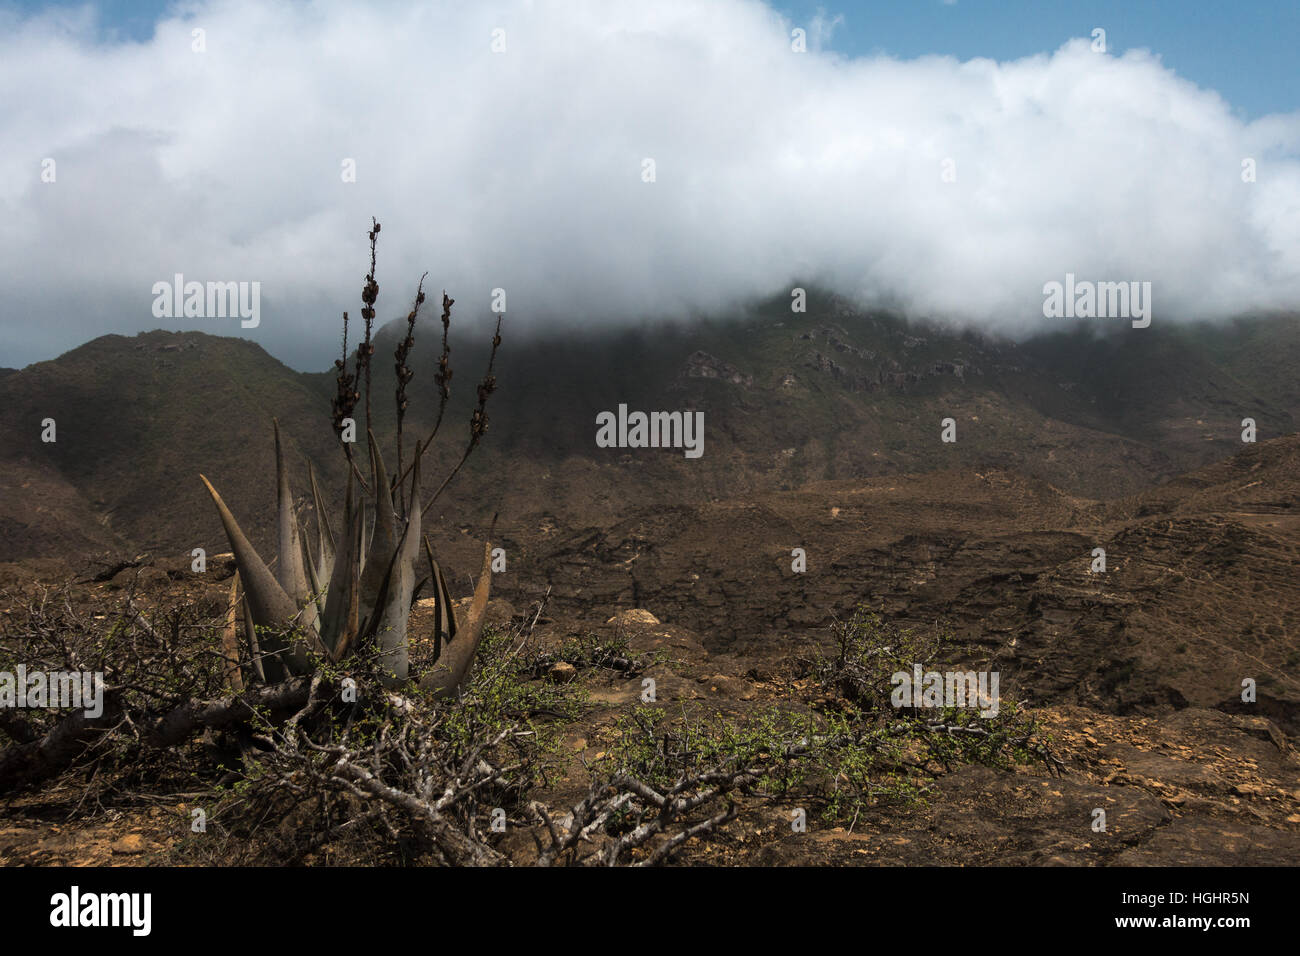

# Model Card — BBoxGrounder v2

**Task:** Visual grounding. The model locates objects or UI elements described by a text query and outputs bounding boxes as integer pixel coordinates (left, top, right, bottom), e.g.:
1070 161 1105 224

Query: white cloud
1 0 1298 368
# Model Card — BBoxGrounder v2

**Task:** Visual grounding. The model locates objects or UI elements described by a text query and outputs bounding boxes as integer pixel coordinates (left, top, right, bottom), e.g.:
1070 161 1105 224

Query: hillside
1 295 1298 564
0 331 346 561
1 304 1298 868
479 434 1299 735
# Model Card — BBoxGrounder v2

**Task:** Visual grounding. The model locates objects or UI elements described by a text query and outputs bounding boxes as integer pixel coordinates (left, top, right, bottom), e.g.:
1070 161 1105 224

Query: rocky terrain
1 298 1297 866
1 431 1297 865
0 598 1295 866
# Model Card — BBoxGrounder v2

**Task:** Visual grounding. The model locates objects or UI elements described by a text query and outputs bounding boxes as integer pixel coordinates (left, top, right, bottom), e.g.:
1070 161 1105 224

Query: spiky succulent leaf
221 573 244 693
308 460 335 581
332 504 364 660
319 469 359 659
419 537 492 698
423 536 457 664
373 456 421 687
274 420 317 646
357 433 397 637
201 473 302 678
241 587 274 684
302 530 327 621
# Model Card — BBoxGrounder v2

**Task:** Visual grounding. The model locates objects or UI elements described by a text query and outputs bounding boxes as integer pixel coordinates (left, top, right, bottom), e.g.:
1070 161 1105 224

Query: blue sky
777 0 1298 119
8 0 1297 117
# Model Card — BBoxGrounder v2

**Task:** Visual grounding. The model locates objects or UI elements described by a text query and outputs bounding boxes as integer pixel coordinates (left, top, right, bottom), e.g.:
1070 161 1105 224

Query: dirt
2 436 1298 866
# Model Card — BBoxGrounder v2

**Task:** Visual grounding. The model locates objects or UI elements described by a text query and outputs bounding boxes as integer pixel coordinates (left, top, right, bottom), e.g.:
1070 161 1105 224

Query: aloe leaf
330 499 365 660
274 421 317 649
423 536 457 664
373 456 421 687
242 585 274 684
308 459 335 579
221 573 244 693
359 500 372 578
201 473 300 678
319 468 357 659
357 432 397 637
419 536 492 699
302 529 327 621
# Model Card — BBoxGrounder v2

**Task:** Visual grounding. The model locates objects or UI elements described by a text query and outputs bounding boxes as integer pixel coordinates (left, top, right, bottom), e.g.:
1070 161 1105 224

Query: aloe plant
200 220 501 695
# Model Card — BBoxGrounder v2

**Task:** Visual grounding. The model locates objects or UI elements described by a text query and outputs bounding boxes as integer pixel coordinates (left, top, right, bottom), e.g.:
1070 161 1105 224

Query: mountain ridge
2 295 1298 564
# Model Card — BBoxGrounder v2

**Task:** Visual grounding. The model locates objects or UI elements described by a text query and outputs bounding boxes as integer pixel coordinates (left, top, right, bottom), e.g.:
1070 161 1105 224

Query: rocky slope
3 297 1298 563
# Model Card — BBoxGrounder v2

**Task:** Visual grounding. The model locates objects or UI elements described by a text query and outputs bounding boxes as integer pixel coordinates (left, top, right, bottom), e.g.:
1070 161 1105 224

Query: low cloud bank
1 0 1297 368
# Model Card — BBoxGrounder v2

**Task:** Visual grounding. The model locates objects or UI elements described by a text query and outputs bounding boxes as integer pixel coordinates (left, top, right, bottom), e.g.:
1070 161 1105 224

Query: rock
110 565 170 590
607 609 660 626
110 834 146 856
1112 817 1300 866
620 625 708 658
548 661 578 684
707 674 757 700
680 351 753 387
